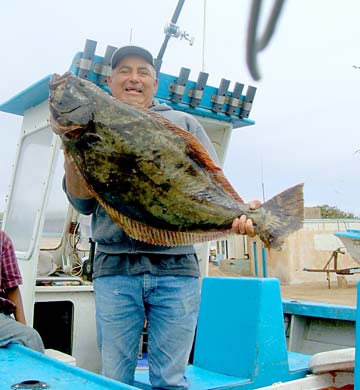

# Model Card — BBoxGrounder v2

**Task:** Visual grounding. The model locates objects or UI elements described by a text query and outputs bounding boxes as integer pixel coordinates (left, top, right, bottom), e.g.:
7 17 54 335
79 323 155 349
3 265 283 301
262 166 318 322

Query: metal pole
261 246 267 277
253 241 258 276
154 0 186 75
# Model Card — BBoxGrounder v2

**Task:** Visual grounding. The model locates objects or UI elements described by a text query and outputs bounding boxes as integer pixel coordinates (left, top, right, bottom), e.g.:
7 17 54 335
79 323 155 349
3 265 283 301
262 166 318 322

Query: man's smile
125 87 142 94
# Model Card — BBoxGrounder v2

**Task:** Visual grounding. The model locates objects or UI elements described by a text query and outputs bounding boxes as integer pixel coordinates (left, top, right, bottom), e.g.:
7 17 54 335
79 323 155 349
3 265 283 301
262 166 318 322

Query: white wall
243 219 360 285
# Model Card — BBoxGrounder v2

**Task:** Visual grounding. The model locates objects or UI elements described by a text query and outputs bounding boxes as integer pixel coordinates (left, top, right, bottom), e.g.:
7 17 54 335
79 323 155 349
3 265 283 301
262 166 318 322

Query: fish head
49 72 93 137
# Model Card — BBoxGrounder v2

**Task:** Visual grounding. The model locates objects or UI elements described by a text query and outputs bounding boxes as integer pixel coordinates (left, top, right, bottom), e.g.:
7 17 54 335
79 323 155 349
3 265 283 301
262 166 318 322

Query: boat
335 229 360 265
0 2 358 388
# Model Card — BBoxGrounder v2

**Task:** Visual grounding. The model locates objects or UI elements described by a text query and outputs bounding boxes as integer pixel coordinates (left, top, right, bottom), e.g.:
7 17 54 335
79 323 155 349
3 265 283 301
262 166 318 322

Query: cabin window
5 127 54 257
41 152 69 249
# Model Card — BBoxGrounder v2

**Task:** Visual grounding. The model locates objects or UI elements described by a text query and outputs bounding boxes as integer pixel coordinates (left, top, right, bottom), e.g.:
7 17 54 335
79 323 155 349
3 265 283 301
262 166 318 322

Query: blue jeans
93 274 200 389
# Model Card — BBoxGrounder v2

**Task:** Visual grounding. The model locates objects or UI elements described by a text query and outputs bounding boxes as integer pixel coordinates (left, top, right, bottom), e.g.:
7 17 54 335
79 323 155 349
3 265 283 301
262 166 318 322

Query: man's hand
232 200 261 237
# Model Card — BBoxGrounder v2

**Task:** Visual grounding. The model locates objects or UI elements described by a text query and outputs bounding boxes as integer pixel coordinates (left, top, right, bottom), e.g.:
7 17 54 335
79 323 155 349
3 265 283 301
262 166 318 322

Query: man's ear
107 75 112 89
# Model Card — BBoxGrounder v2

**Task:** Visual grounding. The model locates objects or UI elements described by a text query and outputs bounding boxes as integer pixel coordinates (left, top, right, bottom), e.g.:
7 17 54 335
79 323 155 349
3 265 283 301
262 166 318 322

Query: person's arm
64 153 93 199
5 286 26 324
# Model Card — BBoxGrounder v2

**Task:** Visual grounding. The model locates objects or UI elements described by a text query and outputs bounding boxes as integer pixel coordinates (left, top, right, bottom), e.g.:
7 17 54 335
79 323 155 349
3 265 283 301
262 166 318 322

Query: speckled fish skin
49 72 304 248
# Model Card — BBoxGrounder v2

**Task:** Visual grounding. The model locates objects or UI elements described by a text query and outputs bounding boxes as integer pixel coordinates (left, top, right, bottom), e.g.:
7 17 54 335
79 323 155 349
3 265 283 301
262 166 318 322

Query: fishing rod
154 0 194 75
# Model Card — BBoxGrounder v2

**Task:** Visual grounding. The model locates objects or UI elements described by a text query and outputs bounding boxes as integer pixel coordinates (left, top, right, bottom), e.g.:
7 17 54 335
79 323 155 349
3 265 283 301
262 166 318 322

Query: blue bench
135 277 310 389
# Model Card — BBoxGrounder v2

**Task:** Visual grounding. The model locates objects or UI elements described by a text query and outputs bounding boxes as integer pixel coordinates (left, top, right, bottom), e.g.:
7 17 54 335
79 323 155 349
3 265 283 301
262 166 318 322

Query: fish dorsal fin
143 108 244 203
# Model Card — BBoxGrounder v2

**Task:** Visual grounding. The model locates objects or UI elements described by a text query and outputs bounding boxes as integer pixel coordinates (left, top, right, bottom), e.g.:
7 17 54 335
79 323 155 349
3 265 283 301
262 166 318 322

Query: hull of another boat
335 229 360 265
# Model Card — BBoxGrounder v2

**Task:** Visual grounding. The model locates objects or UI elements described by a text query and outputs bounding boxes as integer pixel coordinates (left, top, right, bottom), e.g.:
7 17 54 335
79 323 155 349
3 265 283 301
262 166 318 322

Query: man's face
108 56 158 108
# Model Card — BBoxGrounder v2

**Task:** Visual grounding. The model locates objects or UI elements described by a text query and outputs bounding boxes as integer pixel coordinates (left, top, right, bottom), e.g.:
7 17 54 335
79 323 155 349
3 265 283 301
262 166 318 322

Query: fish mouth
49 102 84 115
63 105 83 114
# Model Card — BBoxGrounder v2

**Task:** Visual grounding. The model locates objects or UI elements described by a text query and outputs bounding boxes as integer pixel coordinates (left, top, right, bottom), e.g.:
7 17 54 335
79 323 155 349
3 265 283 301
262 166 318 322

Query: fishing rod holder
164 22 195 46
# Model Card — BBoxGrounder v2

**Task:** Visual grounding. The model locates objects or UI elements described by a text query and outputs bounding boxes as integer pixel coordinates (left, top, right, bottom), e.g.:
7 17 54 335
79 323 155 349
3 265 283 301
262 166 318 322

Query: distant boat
335 229 360 265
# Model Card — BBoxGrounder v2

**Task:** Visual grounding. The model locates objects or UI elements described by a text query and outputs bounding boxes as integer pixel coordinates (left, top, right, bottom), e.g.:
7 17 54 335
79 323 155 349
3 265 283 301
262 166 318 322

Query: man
63 45 259 388
0 230 44 353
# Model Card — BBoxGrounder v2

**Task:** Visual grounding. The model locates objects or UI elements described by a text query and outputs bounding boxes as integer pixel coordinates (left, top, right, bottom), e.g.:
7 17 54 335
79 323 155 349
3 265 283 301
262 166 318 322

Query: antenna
260 156 266 202
202 0 207 72
129 28 133 44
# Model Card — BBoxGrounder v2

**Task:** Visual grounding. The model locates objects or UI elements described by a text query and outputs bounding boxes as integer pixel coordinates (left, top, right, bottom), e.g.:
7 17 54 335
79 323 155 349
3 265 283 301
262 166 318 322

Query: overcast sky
1 0 359 216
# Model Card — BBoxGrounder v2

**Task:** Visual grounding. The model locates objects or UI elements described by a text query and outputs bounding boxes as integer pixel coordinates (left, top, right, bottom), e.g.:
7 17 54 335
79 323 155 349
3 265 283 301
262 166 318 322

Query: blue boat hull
0 343 137 390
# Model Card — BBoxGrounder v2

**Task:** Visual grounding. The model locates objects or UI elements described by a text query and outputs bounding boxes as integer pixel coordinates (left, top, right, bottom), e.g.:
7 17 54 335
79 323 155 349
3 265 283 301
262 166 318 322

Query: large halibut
49 72 304 248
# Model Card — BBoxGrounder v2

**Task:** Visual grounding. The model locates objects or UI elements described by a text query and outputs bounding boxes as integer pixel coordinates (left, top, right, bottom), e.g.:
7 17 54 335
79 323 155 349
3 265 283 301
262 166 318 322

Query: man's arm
64 153 93 199
6 286 26 324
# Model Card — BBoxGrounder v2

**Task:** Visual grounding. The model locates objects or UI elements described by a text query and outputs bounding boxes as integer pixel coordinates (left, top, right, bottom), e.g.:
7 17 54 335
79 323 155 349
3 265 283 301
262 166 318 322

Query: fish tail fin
256 183 304 249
